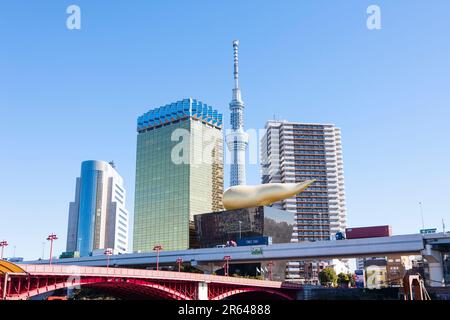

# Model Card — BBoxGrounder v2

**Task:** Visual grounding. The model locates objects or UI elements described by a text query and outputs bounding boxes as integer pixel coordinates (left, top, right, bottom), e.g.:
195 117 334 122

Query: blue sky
1 1 449 260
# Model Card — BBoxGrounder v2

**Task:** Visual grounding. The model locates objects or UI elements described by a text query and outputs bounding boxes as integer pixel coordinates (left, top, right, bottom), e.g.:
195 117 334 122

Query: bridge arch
14 277 194 300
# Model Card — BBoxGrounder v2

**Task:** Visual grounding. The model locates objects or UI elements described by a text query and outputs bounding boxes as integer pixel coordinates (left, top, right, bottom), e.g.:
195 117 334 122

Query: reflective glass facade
135 120 191 251
194 206 295 281
194 207 264 248
134 99 223 252
77 166 100 256
66 160 130 257
193 206 295 248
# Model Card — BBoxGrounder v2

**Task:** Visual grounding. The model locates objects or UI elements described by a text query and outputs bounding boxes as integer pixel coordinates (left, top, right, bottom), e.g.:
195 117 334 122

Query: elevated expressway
27 233 450 287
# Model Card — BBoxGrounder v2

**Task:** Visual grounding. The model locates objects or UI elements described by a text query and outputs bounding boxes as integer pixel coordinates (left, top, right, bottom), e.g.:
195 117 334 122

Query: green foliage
350 273 356 287
228 274 264 280
337 272 349 286
337 272 355 287
319 267 337 287
181 265 203 274
69 288 119 300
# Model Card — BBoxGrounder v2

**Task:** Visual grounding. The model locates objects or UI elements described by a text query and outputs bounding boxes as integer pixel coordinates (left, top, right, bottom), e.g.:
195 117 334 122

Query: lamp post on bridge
46 234 58 265
104 248 113 274
0 240 8 259
153 245 163 271
176 258 183 272
223 255 231 276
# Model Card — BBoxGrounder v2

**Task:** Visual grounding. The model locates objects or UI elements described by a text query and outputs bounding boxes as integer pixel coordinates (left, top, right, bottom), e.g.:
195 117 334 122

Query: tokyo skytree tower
226 40 249 186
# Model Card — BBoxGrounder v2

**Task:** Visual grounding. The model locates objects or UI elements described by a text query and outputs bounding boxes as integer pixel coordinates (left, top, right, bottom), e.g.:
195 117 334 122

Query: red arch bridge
0 262 300 300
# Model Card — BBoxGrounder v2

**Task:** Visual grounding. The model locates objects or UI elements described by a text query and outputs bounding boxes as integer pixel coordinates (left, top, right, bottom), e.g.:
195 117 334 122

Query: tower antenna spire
233 40 239 89
232 40 242 102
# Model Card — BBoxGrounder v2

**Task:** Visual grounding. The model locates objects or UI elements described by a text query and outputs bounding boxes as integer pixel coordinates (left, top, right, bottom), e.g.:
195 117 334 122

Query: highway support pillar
423 244 445 287
194 262 222 275
1 273 8 300
198 282 209 300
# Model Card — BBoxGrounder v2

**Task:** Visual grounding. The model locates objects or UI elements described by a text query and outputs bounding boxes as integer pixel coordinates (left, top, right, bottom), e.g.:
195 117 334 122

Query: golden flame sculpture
223 180 316 210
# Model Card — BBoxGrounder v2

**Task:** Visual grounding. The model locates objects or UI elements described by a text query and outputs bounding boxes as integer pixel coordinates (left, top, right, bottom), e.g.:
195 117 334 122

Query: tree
349 273 356 287
337 272 356 288
319 268 337 287
337 272 350 287
69 288 119 300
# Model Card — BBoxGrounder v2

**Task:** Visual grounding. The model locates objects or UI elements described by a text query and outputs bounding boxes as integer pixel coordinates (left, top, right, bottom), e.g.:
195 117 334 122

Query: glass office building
66 160 129 257
194 206 295 281
134 98 224 252
193 206 295 248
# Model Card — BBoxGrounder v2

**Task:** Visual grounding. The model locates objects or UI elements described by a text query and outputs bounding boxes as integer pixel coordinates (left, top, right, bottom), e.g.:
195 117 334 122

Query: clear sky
1 1 449 260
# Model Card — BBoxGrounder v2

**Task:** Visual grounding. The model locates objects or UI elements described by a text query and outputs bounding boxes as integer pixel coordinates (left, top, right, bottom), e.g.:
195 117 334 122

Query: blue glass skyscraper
66 160 129 257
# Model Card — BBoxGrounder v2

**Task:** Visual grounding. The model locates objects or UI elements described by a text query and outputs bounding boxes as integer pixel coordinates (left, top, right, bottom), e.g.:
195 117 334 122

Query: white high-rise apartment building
261 120 347 281
66 160 129 257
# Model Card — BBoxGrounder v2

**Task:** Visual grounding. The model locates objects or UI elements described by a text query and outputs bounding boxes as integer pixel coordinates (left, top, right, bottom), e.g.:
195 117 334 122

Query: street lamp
268 261 274 281
223 255 231 276
46 233 58 265
153 245 163 271
0 241 8 259
176 258 183 272
104 248 113 273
